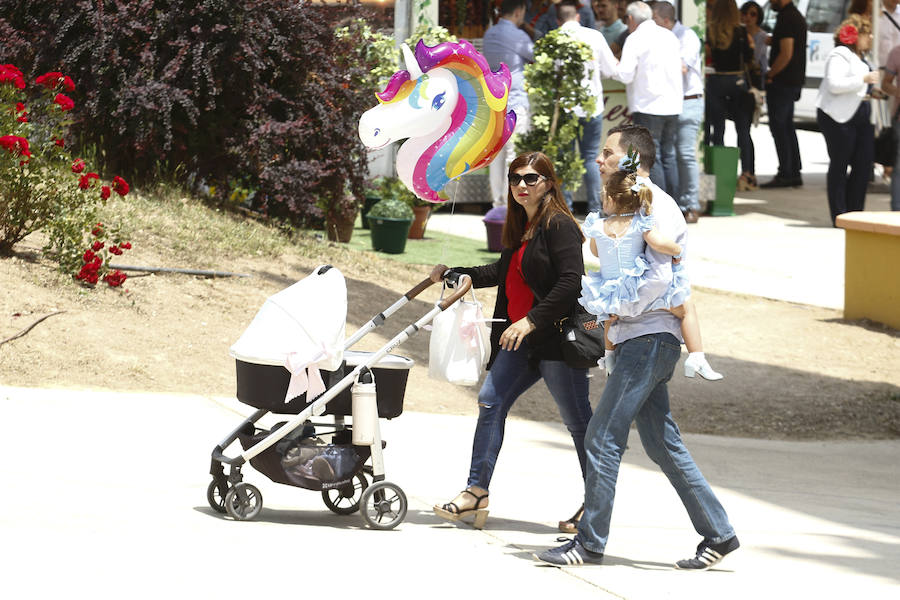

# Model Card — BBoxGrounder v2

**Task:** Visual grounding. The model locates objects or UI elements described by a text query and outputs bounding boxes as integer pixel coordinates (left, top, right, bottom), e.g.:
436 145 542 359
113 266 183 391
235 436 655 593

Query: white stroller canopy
229 265 346 372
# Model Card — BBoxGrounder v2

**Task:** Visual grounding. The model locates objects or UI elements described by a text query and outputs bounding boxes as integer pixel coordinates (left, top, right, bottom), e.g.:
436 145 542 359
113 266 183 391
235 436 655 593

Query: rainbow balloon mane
362 39 516 203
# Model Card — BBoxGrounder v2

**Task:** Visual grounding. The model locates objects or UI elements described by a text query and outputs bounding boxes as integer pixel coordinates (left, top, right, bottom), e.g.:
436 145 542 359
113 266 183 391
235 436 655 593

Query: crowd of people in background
483 0 900 227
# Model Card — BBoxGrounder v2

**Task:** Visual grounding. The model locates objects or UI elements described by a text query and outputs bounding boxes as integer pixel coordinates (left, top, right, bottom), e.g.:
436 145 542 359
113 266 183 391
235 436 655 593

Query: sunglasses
508 173 545 186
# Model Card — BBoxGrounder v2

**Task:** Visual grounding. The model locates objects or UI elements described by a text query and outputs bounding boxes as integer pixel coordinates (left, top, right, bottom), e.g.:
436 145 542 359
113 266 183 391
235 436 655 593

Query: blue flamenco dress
579 211 689 321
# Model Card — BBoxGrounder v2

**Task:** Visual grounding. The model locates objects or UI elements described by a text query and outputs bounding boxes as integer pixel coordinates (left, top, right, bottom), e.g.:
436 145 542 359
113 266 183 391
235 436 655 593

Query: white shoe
684 354 723 381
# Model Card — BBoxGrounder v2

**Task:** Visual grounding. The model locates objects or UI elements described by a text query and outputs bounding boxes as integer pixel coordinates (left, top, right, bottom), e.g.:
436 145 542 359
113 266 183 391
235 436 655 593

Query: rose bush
0 64 132 286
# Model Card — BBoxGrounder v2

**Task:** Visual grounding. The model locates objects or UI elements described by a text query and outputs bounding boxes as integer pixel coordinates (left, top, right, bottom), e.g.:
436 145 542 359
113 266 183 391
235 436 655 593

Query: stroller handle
438 274 472 311
404 277 437 302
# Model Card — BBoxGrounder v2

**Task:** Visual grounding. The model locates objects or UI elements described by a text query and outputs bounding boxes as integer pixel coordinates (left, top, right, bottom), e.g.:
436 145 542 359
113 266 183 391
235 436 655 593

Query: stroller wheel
225 482 263 521
360 481 407 530
322 472 369 515
206 479 230 514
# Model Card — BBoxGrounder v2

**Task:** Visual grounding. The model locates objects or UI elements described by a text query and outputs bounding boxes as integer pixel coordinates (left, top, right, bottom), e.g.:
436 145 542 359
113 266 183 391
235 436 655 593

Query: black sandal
433 489 489 529
558 503 584 533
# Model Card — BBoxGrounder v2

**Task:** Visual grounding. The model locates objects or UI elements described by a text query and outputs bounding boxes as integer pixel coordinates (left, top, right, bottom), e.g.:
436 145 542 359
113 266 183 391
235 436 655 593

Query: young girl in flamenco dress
580 154 723 380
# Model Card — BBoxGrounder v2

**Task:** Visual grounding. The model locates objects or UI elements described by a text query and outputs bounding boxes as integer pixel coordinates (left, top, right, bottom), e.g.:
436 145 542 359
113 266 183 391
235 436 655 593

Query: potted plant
376 176 435 239
319 189 361 243
366 197 414 254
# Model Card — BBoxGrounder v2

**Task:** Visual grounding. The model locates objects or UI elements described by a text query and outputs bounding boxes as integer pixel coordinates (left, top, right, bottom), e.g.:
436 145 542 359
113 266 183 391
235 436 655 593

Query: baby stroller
207 265 471 529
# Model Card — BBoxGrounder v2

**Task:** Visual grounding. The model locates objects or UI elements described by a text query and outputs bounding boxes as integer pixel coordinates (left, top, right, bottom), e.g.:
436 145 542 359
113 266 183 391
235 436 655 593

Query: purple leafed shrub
0 0 378 225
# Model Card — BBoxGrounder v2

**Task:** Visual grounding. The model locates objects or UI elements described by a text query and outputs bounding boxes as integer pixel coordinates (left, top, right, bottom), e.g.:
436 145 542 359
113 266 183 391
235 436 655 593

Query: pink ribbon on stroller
283 346 332 404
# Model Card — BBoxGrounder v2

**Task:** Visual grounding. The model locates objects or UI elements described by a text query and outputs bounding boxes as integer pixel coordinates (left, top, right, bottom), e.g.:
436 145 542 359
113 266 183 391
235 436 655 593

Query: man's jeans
676 98 703 212
631 112 679 198
577 333 735 553
468 341 592 489
489 105 531 206
564 114 605 214
766 83 802 178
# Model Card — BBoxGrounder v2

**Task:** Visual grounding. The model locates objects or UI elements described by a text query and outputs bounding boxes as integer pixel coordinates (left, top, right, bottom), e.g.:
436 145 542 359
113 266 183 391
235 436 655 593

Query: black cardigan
452 213 585 369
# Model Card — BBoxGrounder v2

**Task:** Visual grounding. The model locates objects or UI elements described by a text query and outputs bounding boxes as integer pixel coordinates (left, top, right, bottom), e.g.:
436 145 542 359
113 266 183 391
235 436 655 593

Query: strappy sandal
558 503 584 534
433 488 489 529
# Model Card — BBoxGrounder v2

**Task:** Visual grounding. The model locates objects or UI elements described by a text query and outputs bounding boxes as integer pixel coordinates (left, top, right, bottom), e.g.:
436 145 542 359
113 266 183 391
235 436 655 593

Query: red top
505 239 534 323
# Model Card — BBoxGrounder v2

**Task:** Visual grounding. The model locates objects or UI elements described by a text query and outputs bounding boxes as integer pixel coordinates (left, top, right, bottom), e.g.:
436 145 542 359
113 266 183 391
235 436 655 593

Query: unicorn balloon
358 40 517 204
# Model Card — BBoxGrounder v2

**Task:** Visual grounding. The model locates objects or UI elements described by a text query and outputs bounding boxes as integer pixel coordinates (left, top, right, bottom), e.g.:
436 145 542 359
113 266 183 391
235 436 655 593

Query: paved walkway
1 385 898 598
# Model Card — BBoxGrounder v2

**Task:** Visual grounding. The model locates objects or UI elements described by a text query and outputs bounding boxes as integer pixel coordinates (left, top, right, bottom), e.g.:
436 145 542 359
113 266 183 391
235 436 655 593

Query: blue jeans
631 112 679 198
817 104 873 225
564 114 605 214
577 333 735 553
676 97 703 212
766 83 802 178
468 341 592 489
706 74 755 176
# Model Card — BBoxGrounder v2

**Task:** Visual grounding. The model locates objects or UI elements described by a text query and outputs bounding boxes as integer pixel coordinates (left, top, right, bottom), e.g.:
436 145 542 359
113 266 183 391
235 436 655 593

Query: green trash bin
703 146 739 216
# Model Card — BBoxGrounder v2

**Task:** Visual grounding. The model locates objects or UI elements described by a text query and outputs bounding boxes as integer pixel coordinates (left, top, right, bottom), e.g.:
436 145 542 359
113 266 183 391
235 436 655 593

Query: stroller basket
235 350 413 418
237 423 373 491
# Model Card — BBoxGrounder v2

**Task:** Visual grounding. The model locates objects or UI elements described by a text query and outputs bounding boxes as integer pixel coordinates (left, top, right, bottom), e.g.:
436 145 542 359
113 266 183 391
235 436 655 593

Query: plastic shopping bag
428 285 490 386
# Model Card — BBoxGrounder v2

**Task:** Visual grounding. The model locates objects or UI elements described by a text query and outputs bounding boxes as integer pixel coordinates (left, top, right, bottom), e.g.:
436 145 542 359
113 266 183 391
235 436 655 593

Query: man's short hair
625 1 653 24
608 123 656 169
557 0 580 21
501 0 527 16
652 1 676 23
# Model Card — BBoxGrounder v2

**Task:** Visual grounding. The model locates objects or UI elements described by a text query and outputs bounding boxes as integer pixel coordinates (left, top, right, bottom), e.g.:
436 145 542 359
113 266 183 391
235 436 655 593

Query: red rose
100 185 111 200
16 113 28 123
108 245 123 256
62 76 75 92
0 135 32 158
92 223 104 236
82 249 96 263
121 242 132 250
112 175 130 196
0 64 25 89
76 262 100 284
72 158 85 173
54 93 75 111
104 270 127 287
55 138 65 147
92 240 104 251
14 102 25 113
35 71 63 89
77 173 99 189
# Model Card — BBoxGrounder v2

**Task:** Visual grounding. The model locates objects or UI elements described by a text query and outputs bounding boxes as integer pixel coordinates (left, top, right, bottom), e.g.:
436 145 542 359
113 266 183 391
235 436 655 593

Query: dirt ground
2 234 899 440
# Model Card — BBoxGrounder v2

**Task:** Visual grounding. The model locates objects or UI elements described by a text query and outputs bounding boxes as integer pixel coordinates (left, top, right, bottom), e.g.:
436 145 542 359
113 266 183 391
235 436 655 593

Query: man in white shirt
556 0 618 213
612 1 682 198
483 0 534 206
878 0 900 66
653 0 703 222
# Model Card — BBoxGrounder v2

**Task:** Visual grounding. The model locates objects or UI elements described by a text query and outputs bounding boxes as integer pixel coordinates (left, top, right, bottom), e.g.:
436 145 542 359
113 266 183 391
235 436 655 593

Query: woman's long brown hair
502 151 585 249
708 0 740 50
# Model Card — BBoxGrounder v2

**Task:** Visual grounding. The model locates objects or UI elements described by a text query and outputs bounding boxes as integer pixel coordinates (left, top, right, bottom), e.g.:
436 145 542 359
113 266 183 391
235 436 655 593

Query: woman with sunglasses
429 151 593 531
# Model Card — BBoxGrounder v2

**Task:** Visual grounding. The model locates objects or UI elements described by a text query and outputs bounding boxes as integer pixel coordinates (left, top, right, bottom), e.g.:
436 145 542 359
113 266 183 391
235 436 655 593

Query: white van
755 0 851 121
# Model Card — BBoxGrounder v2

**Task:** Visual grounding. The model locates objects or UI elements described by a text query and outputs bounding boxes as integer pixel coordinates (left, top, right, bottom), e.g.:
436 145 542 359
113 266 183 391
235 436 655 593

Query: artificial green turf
345 216 499 268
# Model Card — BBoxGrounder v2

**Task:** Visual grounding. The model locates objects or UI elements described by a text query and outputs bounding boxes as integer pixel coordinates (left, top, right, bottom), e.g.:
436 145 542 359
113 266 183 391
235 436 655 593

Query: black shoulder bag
556 303 605 369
